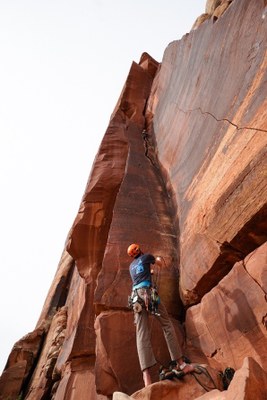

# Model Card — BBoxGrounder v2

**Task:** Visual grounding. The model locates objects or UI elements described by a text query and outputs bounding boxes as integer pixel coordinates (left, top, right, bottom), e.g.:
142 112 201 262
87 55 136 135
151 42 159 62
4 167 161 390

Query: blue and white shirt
129 253 155 289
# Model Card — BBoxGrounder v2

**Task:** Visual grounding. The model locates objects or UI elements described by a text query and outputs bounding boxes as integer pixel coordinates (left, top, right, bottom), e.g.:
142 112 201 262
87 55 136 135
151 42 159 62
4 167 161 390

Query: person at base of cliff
127 243 195 387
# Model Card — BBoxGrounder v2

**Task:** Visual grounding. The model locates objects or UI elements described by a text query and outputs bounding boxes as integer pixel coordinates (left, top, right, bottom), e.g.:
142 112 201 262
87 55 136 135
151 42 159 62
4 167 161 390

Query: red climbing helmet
127 243 141 257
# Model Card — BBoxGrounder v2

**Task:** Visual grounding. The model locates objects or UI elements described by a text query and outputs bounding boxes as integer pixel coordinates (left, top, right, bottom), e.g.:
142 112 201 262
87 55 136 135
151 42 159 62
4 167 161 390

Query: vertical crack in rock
0 324 48 399
19 330 47 399
35 250 75 327
47 261 75 317
142 128 155 166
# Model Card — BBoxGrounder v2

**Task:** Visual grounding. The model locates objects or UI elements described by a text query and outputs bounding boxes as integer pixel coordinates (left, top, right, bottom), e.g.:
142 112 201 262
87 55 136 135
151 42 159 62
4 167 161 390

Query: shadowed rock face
0 0 266 399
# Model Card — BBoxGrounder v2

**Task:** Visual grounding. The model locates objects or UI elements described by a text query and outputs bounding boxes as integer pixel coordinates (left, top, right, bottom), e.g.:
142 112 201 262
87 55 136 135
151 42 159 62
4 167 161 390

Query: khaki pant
134 288 182 371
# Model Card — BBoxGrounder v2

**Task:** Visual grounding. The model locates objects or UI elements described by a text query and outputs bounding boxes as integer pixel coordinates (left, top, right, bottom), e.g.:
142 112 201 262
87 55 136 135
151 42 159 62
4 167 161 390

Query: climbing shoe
159 364 185 381
159 368 176 380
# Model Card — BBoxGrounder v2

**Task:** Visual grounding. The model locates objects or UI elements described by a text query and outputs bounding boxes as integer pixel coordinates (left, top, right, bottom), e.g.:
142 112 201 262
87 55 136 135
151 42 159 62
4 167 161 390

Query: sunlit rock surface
147 0 267 305
0 0 266 399
194 357 267 400
185 243 267 371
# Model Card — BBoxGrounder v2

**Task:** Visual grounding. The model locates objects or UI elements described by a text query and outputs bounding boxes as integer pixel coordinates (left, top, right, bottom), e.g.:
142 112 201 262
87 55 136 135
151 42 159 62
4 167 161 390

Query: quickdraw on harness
128 290 144 313
150 286 160 315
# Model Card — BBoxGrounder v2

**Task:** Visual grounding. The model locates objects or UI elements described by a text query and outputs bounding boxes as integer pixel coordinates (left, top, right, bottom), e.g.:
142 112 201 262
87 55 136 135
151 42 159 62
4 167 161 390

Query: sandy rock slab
113 366 220 400
113 378 205 400
52 362 108 400
113 357 267 400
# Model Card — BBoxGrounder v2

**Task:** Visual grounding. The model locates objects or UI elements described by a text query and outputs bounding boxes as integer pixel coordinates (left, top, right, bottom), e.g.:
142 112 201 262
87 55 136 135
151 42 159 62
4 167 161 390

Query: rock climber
127 243 195 387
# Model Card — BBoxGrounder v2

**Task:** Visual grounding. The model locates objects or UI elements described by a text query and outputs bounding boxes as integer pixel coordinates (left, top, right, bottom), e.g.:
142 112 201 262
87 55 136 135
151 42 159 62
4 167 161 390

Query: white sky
0 0 206 373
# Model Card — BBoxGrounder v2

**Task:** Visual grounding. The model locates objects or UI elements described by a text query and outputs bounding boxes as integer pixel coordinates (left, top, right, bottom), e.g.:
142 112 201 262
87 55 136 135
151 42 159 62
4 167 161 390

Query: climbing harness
128 286 160 315
128 254 162 315
128 290 144 313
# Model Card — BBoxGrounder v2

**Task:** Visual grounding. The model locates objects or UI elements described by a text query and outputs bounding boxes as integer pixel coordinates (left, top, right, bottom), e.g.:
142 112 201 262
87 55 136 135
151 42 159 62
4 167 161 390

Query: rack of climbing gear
149 286 160 316
128 290 144 313
128 286 160 315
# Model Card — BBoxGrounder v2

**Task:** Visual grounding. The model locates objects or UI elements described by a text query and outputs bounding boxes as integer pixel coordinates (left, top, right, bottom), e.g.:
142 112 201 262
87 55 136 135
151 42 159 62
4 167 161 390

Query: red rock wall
0 1 266 399
146 0 267 305
186 243 267 372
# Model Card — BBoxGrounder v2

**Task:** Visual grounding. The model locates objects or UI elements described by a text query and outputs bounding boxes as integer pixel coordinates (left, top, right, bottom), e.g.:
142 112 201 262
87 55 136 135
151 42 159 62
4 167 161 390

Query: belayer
127 243 195 387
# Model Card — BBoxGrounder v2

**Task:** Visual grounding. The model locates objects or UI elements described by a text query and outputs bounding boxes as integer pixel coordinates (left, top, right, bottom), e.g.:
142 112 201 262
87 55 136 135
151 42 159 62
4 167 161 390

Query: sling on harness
150 286 160 315
128 291 144 313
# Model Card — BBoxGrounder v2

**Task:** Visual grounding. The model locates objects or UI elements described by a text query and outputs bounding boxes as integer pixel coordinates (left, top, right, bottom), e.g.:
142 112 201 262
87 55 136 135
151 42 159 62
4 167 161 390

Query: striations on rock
146 0 267 305
195 357 267 400
205 0 222 14
94 311 185 395
123 367 222 400
0 325 46 400
0 0 266 399
185 243 267 372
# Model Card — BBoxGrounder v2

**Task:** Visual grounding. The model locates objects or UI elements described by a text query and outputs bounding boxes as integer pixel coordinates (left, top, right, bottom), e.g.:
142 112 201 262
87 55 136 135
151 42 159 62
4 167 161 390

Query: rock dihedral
0 0 266 399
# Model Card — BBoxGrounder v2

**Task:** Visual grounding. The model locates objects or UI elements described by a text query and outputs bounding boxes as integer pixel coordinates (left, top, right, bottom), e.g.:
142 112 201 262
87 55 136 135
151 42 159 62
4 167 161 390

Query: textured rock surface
0 0 266 399
147 0 267 305
185 243 267 371
195 357 267 400
205 0 222 14
192 0 233 30
94 311 185 394
24 307 67 399
112 363 223 400
223 357 267 400
0 322 48 399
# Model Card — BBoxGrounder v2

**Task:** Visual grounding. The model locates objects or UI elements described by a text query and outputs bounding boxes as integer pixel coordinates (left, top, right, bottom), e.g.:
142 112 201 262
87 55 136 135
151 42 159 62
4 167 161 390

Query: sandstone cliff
0 0 266 399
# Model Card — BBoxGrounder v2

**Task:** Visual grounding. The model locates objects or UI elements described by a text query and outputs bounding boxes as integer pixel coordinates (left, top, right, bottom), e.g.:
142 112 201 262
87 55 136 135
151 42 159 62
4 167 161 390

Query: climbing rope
191 365 219 392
